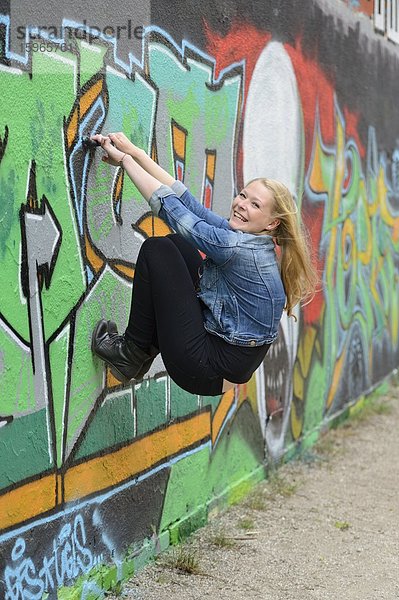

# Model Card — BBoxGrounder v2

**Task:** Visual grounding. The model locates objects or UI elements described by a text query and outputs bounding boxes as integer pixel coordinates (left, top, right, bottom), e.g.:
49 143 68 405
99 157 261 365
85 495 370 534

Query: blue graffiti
4 515 100 599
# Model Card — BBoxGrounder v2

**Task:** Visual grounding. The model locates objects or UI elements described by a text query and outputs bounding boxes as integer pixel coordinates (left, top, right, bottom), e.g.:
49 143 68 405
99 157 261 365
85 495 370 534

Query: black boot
92 319 155 383
106 321 159 381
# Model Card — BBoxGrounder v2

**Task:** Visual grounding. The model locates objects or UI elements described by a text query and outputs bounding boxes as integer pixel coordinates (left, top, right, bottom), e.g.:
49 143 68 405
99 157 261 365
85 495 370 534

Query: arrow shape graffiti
20 198 62 462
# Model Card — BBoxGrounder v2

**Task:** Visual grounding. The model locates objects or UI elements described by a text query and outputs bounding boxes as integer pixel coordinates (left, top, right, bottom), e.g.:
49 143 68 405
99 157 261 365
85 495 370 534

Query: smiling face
228 180 280 234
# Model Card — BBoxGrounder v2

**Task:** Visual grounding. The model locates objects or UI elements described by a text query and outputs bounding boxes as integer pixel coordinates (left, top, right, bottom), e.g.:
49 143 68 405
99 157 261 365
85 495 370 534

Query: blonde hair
248 178 318 318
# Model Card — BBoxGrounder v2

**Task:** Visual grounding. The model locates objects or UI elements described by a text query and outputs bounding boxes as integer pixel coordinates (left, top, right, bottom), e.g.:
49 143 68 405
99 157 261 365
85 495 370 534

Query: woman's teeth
234 212 247 222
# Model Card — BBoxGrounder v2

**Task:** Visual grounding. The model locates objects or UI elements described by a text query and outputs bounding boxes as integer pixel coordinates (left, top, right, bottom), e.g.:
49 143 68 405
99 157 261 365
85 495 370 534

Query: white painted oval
243 41 304 198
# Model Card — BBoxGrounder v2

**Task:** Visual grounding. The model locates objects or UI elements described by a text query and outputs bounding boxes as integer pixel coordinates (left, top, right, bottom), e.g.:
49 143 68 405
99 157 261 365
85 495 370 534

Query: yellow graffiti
303 98 399 421
0 383 245 531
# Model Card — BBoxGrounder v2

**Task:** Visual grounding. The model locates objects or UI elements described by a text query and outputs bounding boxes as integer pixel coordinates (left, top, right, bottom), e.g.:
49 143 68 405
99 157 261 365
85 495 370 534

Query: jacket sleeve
149 184 239 264
170 181 231 229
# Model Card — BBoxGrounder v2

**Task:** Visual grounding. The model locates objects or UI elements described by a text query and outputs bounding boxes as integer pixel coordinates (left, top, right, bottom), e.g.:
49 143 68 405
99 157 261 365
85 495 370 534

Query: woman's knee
141 236 171 251
139 236 174 261
138 236 184 276
165 233 202 279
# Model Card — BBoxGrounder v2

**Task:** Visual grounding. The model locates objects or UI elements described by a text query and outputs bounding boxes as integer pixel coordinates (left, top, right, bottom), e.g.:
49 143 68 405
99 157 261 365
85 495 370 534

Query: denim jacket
149 181 286 346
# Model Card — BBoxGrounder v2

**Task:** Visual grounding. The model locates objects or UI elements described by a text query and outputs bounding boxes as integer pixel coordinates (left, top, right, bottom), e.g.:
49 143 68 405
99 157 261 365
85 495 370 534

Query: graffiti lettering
291 101 399 439
4 515 96 599
1 13 399 600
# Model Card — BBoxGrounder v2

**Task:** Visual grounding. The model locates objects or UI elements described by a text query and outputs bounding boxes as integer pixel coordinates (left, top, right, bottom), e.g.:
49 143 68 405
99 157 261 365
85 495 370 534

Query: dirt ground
108 382 399 600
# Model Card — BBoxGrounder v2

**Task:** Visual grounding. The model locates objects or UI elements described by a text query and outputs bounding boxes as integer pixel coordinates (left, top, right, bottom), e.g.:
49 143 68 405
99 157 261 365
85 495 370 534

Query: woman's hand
90 134 126 167
108 132 142 159
91 130 174 191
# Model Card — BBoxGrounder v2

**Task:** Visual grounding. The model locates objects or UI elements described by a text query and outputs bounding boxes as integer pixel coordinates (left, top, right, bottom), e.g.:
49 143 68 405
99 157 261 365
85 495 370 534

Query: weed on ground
238 517 255 530
162 544 201 575
208 528 237 549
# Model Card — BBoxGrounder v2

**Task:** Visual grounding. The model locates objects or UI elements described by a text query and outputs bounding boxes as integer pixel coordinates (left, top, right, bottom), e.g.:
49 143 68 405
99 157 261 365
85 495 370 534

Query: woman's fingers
89 134 125 166
90 134 109 147
107 133 118 147
91 133 128 151
108 132 124 149
91 133 117 145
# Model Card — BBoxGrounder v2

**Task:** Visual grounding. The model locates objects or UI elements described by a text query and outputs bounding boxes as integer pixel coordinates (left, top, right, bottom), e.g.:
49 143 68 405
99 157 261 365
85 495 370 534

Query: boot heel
108 365 131 383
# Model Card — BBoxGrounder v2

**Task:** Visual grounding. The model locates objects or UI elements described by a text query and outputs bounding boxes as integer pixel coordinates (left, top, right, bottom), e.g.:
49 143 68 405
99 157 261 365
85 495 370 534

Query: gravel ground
109 384 399 600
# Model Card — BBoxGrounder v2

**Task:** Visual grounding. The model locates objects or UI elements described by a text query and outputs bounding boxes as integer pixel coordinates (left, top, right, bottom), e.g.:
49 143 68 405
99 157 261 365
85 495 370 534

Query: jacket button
250 340 256 346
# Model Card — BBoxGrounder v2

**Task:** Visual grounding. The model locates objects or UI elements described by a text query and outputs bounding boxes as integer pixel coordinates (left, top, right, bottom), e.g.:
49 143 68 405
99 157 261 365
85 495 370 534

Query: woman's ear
266 219 280 231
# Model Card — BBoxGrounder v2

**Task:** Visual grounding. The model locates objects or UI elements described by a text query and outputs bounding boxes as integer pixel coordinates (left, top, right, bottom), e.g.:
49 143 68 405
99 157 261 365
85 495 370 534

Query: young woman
91 132 317 396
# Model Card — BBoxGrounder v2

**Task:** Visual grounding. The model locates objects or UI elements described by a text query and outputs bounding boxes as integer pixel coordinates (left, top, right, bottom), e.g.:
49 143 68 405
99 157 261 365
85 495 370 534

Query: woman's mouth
233 211 248 223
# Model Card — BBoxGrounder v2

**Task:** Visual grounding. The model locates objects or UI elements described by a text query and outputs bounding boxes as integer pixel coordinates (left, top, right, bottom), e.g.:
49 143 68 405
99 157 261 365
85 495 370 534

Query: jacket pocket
217 295 239 335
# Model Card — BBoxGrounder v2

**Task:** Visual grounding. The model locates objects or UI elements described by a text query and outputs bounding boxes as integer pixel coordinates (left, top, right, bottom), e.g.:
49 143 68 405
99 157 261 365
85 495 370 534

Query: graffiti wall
1 0 398 597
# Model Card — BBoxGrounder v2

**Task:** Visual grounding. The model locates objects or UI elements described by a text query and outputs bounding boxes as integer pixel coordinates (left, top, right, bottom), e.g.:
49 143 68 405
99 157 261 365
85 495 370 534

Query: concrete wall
1 0 398 597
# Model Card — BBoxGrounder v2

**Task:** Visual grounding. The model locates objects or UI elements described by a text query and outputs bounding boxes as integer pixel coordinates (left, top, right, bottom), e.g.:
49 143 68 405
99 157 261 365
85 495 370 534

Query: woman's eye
239 192 246 198
252 202 259 208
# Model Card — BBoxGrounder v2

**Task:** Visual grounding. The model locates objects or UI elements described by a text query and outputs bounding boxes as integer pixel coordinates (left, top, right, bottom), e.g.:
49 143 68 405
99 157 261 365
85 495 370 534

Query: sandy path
111 384 399 600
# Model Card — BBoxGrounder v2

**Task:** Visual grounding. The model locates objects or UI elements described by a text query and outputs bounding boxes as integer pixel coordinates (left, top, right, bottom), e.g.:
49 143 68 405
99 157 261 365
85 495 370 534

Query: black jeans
125 234 269 396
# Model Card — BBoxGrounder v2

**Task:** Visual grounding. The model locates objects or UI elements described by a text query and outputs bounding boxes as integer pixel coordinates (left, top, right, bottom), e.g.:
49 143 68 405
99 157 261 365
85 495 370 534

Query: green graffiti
0 31 242 492
160 402 264 533
147 38 241 212
299 102 399 436
0 50 85 341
